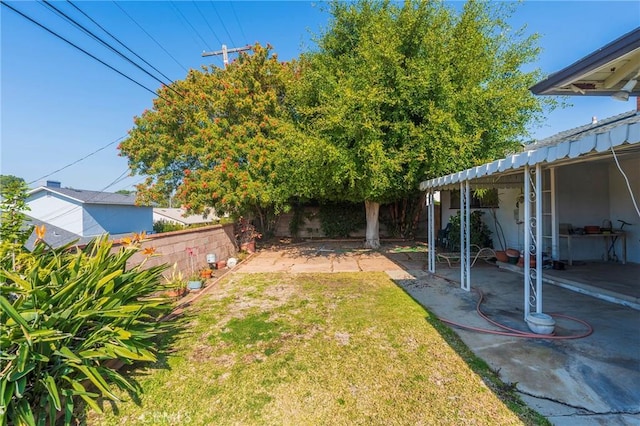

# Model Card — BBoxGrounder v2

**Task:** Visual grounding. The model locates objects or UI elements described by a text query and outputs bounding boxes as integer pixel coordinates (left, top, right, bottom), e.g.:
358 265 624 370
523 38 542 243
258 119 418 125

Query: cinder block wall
273 205 434 240
116 224 236 279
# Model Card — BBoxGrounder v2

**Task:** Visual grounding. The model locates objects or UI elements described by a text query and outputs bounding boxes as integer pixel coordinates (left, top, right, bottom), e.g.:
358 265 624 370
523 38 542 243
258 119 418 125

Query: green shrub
318 202 366 238
446 210 493 250
0 235 172 425
153 220 186 233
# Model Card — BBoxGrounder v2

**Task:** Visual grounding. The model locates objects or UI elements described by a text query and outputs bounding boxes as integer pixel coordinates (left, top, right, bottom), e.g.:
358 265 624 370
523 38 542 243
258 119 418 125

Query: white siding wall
608 156 640 263
84 205 153 236
557 163 610 261
491 189 523 251
27 191 83 235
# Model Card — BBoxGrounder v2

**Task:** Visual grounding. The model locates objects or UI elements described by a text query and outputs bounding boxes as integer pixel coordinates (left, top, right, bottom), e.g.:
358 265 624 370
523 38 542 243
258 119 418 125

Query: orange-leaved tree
120 43 314 235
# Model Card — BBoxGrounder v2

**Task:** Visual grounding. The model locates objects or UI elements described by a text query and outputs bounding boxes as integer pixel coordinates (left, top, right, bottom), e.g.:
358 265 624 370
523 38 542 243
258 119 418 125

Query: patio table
559 232 626 266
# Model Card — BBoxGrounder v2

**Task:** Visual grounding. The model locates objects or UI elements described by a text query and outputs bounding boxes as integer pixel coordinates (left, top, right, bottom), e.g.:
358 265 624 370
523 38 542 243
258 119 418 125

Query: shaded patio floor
498 260 640 310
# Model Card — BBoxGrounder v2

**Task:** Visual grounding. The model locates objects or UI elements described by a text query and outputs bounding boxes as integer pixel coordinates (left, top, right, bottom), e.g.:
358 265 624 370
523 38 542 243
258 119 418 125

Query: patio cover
420 112 640 191
420 110 640 329
421 27 640 332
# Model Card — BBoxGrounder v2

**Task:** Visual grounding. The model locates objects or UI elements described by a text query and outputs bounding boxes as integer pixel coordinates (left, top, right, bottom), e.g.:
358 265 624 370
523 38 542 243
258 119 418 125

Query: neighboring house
25 181 153 245
24 216 99 250
421 28 640 325
153 207 217 227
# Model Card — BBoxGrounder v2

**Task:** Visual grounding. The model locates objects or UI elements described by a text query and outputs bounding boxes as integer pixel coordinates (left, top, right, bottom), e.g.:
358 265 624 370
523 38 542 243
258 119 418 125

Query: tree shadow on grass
390 278 551 426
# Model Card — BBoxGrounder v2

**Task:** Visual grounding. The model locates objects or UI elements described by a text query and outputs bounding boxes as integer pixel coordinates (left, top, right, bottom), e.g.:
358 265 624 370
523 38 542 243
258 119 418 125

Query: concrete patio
233 242 640 425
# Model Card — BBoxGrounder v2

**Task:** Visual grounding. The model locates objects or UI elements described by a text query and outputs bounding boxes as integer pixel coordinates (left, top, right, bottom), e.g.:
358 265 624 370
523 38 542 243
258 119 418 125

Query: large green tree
294 0 547 248
120 44 309 233
0 175 26 193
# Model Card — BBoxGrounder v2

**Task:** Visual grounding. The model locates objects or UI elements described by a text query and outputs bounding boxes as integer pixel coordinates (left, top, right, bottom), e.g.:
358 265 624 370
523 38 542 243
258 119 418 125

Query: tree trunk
364 200 380 249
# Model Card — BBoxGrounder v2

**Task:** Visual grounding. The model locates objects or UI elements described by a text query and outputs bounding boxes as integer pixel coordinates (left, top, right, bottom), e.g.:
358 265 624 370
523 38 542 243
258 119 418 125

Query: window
449 188 499 209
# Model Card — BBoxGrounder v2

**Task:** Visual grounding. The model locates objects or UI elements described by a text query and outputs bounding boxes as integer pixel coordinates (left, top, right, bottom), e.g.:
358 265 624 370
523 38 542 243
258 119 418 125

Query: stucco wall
122 224 237 280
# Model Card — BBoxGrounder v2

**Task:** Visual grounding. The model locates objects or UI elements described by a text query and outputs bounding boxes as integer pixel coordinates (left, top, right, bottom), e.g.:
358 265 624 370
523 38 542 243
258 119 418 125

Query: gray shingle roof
24 216 138 250
31 187 140 206
24 216 93 250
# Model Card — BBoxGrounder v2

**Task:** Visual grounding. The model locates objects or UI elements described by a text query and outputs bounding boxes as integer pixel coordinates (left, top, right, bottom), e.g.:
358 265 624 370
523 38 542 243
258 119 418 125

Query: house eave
530 27 640 96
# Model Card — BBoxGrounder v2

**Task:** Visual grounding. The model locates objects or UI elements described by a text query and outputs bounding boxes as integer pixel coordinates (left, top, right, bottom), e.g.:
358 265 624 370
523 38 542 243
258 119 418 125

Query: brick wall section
115 224 236 280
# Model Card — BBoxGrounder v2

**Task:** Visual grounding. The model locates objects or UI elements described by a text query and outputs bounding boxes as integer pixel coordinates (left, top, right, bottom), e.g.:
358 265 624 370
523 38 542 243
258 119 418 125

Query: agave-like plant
0 234 172 425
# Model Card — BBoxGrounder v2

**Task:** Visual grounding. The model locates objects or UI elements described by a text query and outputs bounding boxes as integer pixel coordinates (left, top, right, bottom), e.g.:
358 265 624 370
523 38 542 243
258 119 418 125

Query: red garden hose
438 287 594 339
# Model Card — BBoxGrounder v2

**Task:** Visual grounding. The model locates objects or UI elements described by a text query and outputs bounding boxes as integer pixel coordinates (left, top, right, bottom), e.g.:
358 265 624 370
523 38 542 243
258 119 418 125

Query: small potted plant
235 216 261 253
187 273 203 291
200 267 213 279
186 247 203 290
164 263 187 298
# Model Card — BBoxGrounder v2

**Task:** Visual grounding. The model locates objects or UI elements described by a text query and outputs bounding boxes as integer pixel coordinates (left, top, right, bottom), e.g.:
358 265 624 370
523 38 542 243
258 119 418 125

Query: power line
28 136 126 185
67 0 177 87
40 0 183 98
170 1 212 51
209 1 236 47
112 1 189 74
0 1 166 100
192 0 222 46
229 1 248 45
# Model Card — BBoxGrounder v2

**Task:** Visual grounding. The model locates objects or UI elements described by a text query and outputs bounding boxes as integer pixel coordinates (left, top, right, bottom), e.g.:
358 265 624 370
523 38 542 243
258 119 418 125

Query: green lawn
87 272 548 425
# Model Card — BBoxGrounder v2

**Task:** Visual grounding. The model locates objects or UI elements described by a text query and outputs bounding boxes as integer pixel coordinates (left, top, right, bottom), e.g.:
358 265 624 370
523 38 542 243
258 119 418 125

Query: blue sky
1 1 639 192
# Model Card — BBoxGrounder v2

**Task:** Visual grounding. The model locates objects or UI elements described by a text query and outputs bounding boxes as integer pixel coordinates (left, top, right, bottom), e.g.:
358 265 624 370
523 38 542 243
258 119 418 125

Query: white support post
524 165 531 320
427 190 436 273
535 164 543 314
524 164 543 319
550 167 558 260
460 181 471 291
465 181 471 290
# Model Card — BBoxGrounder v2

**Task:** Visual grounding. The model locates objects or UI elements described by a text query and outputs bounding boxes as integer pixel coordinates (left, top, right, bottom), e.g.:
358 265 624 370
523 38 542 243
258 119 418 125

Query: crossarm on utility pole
202 44 252 67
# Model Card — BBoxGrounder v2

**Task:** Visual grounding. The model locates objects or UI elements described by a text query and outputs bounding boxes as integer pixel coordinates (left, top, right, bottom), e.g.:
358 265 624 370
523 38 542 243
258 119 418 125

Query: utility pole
202 44 251 68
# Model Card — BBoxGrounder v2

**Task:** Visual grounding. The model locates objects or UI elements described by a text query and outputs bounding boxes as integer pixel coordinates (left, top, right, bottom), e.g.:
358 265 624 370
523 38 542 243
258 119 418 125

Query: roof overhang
27 186 85 204
420 118 640 191
530 27 640 97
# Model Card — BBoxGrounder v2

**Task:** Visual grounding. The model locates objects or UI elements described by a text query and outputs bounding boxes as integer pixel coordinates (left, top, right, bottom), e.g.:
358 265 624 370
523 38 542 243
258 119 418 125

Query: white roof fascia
27 187 85 204
419 120 639 190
